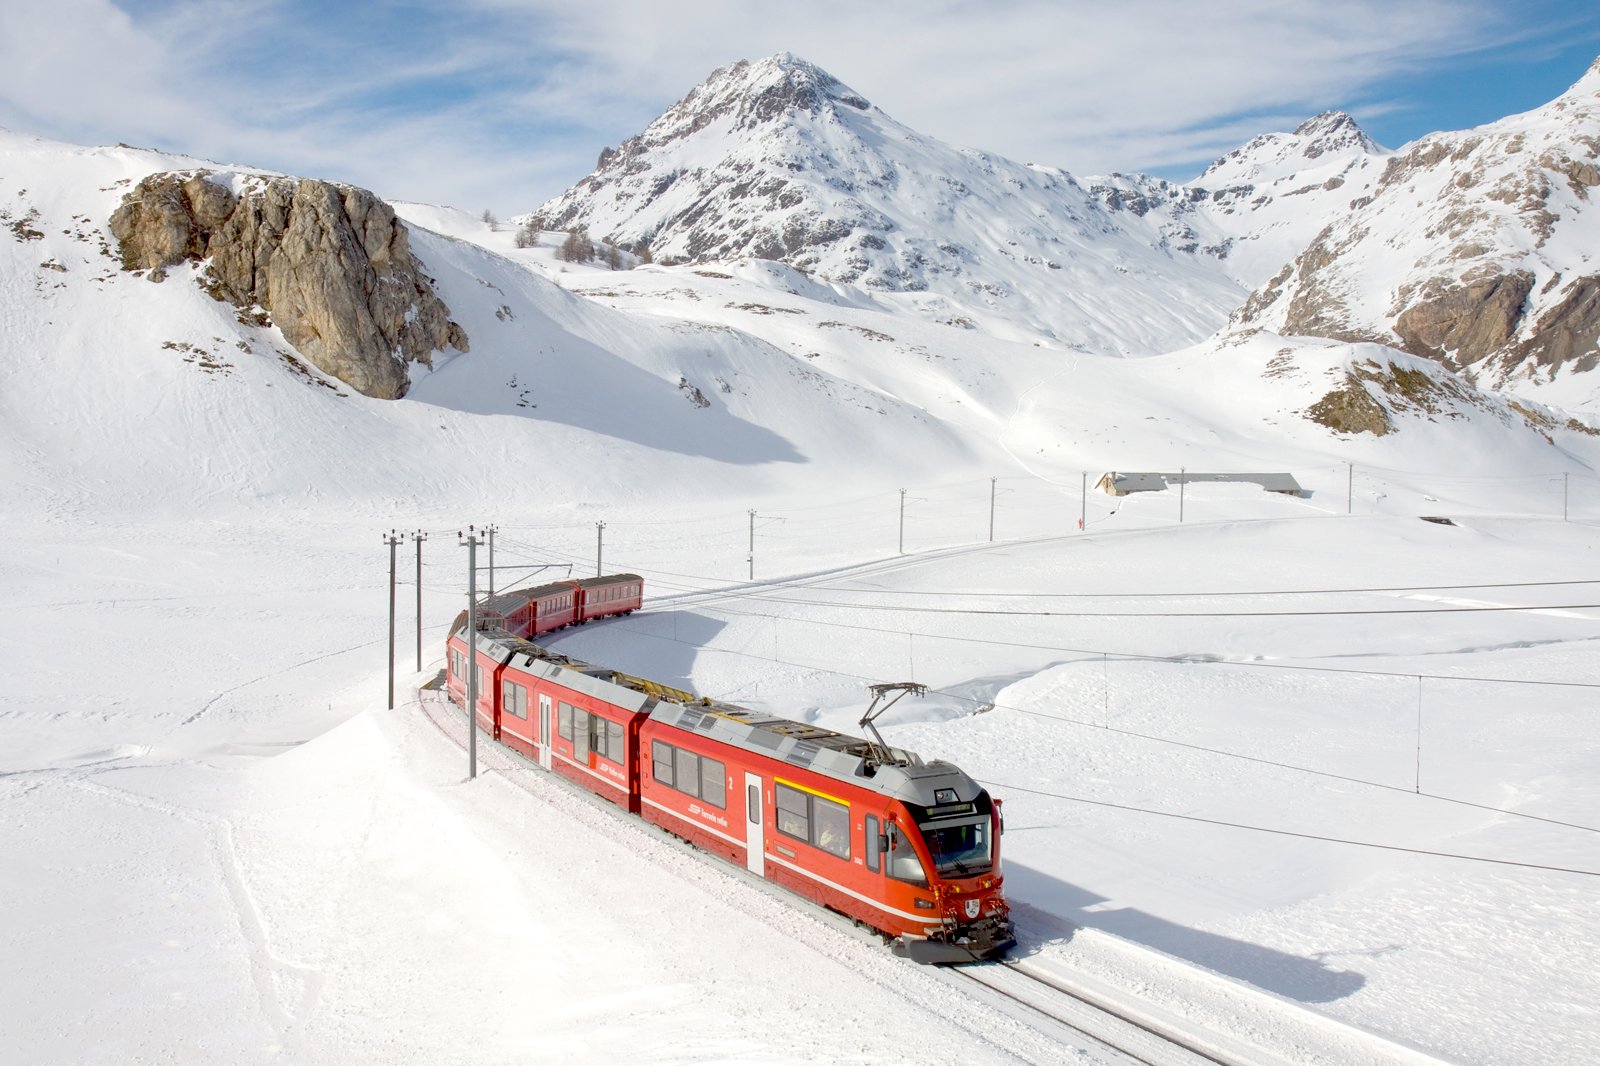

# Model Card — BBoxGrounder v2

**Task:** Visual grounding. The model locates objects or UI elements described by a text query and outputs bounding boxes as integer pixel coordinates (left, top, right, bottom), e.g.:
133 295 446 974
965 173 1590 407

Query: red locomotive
443 574 1015 964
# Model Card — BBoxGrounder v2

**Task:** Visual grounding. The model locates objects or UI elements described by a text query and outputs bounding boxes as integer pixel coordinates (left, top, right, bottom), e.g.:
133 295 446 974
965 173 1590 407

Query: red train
443 574 1015 964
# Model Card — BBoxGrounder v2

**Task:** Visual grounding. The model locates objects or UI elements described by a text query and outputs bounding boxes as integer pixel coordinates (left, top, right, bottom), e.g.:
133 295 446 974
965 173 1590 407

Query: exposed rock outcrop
110 171 467 398
1392 270 1535 369
1231 56 1600 386
1307 373 1394 435
1512 274 1600 374
1301 348 1589 439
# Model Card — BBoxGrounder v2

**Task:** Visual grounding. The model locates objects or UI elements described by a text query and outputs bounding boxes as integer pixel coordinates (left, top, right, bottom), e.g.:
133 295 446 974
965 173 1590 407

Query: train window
700 757 726 808
775 782 850 859
887 825 929 887
503 682 528 719
865 815 881 872
605 719 624 761
558 701 574 741
774 783 809 841
473 664 484 693
676 750 702 798
652 741 674 784
812 796 849 859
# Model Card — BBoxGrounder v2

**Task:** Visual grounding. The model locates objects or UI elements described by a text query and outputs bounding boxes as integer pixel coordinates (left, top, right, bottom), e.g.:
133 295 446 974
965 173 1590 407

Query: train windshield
919 817 993 877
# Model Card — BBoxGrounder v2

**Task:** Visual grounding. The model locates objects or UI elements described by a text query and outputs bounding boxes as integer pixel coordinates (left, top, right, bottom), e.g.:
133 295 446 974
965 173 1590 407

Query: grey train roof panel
475 633 982 807
646 692 982 808
576 573 642 588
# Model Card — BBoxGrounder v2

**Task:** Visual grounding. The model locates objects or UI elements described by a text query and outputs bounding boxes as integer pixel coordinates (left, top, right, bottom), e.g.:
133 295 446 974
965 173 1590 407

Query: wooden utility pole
385 530 401 709
412 530 427 672
459 527 480 779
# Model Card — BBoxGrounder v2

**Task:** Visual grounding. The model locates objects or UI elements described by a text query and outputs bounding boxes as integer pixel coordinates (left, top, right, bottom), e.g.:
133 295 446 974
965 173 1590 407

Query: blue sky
2 0 1598 214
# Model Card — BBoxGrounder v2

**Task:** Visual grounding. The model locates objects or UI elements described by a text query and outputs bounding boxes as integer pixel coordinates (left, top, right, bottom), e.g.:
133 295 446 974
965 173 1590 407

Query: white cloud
0 0 1591 211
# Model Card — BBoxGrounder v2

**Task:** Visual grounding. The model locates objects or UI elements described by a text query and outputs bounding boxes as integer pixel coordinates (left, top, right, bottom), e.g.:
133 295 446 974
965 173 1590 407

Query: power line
658 597 1600 690
581 611 1600 836
981 779 1600 878
790 578 1600 600
652 587 1600 620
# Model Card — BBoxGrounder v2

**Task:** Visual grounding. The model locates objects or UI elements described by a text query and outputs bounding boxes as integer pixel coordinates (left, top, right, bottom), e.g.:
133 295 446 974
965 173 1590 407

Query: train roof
644 699 982 809
483 580 577 611
465 629 984 809
575 573 641 587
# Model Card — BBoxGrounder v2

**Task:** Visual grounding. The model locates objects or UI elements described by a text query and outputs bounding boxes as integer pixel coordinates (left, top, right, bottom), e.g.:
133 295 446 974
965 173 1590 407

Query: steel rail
948 960 1247 1066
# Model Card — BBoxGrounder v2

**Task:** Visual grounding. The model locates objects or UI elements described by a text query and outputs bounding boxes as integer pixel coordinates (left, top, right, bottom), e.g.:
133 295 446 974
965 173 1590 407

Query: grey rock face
1231 57 1600 383
110 171 468 399
1392 271 1535 369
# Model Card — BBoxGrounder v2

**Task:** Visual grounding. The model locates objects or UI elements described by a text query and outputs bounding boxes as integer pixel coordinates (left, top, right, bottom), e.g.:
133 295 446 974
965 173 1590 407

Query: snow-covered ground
4 128 1600 1064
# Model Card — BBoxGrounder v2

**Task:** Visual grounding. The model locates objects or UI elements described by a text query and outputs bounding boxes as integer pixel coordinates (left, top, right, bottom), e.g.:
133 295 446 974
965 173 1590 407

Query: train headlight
914 898 936 910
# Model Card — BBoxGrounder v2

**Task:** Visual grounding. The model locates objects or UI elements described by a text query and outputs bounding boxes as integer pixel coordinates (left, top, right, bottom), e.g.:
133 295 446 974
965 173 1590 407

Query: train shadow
1002 859 1369 1004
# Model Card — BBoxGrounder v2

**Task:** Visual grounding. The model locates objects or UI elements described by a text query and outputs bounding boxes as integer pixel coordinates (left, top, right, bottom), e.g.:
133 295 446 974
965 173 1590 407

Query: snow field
5 126 1600 1063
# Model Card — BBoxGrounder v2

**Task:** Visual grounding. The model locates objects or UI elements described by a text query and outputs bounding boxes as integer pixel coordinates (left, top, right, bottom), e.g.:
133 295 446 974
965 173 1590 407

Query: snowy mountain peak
1291 111 1382 158
1576 52 1600 91
1200 110 1385 187
527 53 1263 353
1230 55 1600 395
696 53 873 121
596 53 872 165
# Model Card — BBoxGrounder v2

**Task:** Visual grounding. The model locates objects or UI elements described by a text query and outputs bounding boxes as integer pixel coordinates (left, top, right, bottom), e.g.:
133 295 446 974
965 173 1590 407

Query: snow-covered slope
1232 58 1600 411
1195 110 1392 286
526 54 1250 354
0 128 1018 528
522 55 1414 361
6 72 1600 1066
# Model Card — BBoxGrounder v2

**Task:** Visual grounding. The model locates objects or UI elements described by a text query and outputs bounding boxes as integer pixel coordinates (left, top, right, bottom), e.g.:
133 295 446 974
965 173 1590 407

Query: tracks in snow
410 678 1451 1066
948 960 1249 1066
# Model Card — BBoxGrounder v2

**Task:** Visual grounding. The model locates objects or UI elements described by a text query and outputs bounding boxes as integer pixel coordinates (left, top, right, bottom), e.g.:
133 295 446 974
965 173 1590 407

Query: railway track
414 681 1260 1065
414 681 1450 1066
947 960 1251 1066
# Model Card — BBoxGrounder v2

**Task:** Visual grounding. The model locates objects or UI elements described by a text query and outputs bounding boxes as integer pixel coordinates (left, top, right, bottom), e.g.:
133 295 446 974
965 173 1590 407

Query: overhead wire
644 594 1600 690
789 578 1600 599
582 609 1600 838
980 779 1600 878
439 569 1600 870
652 591 1600 619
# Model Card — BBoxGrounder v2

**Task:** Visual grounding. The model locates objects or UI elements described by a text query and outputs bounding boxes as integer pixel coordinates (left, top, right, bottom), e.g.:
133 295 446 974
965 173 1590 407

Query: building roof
1098 471 1304 494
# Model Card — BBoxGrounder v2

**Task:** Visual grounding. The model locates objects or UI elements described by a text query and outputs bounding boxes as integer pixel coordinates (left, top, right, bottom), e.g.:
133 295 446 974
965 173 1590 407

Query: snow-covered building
1095 471 1304 496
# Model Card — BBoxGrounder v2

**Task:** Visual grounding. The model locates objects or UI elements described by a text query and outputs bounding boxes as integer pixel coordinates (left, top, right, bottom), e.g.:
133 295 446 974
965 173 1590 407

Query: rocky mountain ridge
525 54 1402 357
1232 57 1600 394
526 54 1258 355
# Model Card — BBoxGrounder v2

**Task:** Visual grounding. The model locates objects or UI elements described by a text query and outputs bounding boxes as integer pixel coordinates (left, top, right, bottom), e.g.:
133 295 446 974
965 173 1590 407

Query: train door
575 709 591 766
537 694 552 770
744 772 764 876
865 814 883 877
